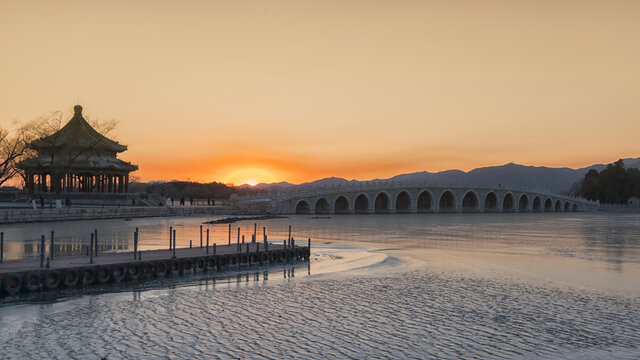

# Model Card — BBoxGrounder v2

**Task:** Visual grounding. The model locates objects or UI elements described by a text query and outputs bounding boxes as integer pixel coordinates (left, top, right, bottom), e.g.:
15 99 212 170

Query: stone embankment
0 206 231 224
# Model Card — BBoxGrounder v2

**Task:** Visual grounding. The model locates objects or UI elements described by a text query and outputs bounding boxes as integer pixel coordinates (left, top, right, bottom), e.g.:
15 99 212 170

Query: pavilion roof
29 105 127 153
17 155 138 173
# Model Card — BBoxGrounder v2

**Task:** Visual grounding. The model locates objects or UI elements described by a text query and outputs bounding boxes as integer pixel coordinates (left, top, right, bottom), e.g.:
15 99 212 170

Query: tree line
579 159 640 204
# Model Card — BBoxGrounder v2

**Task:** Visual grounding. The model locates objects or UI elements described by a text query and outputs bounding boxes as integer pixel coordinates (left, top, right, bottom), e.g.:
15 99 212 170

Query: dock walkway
0 241 310 295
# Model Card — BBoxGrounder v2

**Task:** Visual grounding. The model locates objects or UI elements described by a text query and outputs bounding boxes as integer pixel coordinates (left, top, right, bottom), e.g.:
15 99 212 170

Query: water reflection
1 213 639 269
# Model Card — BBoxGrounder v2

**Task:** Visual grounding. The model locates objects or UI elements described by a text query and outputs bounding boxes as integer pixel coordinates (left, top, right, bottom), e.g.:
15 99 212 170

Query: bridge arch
295 200 311 215
334 196 350 214
484 191 498 212
354 193 371 214
555 200 562 212
395 191 412 213
417 191 433 213
314 198 330 215
503 193 515 212
439 190 456 212
572 203 578 212
519 194 530 212
544 198 553 212
532 196 542 212
564 202 570 212
374 191 391 213
461 191 479 212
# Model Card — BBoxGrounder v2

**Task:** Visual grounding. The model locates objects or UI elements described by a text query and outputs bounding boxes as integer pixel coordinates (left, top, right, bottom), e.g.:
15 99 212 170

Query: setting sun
221 168 278 186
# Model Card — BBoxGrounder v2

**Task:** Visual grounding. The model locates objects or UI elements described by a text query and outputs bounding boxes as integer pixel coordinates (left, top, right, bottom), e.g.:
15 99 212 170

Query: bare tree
0 126 29 187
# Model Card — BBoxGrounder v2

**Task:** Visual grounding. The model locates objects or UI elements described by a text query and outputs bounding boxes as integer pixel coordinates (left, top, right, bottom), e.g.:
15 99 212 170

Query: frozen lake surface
1 213 639 359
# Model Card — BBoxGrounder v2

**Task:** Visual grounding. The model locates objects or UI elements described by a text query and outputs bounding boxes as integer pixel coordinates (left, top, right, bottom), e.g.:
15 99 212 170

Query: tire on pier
62 268 80 287
195 257 206 271
217 255 227 271
206 256 217 269
24 271 42 292
230 255 237 266
181 258 193 272
43 270 62 290
295 248 302 260
96 266 111 284
269 252 277 263
260 252 268 263
126 263 141 280
82 267 97 285
250 253 259 264
167 259 180 275
111 264 126 282
2 273 22 295
154 261 168 276
241 254 249 264
141 262 155 278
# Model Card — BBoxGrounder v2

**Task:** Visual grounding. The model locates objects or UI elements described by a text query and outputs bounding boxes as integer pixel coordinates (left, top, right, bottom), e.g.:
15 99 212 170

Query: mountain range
246 157 640 194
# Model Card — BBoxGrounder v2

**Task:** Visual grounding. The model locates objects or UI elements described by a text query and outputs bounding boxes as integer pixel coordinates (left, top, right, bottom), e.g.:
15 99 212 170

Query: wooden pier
0 241 310 295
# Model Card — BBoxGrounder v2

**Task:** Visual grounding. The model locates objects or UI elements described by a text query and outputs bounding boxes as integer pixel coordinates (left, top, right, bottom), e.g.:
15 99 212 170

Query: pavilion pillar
125 175 129 193
108 175 113 193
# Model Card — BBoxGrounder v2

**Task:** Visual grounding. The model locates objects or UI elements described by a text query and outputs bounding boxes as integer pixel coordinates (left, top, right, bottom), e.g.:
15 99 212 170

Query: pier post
213 243 216 255
40 235 45 268
242 235 245 245
228 224 231 245
206 228 210 254
263 227 266 244
90 234 94 264
133 231 138 260
200 225 203 248
288 225 291 242
46 256 50 268
253 223 257 243
93 229 98 256
172 229 176 258
0 232 3 263
190 240 192 249
50 230 55 260
169 226 173 250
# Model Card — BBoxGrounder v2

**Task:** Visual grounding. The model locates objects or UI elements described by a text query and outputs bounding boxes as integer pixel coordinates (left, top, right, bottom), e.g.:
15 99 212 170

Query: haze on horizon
1 0 639 186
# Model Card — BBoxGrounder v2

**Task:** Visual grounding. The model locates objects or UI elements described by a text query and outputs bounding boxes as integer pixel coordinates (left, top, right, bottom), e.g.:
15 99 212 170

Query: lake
1 213 639 359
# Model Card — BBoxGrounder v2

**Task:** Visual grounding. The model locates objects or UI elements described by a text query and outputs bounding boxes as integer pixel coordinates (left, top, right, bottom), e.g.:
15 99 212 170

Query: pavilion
18 105 138 195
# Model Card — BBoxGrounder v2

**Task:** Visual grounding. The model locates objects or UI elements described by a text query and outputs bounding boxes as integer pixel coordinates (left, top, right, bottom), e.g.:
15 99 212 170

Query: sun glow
221 168 278 186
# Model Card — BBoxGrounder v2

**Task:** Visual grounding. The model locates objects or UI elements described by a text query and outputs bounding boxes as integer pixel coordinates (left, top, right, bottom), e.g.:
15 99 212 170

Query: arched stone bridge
261 182 598 214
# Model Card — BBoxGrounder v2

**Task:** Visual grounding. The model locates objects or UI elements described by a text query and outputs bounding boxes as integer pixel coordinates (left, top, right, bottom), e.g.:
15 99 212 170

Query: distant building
17 105 138 194
628 196 640 207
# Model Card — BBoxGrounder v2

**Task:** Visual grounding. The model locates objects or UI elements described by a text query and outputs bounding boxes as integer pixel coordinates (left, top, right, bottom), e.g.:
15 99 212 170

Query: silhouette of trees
129 181 234 200
0 126 29 187
580 159 640 204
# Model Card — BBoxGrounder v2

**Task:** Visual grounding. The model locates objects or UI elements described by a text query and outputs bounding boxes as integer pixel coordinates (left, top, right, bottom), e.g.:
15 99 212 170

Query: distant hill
258 157 640 194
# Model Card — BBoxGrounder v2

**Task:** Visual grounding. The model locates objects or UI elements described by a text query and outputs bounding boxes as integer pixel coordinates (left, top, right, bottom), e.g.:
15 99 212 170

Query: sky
1 0 639 185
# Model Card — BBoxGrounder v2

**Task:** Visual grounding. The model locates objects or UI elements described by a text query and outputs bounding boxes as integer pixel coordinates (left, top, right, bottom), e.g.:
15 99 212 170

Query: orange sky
1 0 639 185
